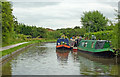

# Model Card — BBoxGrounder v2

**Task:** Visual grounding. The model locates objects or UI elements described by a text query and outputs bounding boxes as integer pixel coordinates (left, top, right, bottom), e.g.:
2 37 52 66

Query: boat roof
80 40 108 42
79 40 111 50
57 38 69 43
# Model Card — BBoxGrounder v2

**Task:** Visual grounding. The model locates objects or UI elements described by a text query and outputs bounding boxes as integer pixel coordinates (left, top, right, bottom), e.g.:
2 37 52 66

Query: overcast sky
8 0 119 30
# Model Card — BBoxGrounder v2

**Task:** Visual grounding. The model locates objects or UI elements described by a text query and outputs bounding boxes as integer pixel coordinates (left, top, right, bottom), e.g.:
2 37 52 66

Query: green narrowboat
77 40 116 58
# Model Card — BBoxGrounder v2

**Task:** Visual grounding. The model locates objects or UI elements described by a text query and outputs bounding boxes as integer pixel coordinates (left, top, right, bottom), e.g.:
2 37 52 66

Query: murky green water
1 43 120 76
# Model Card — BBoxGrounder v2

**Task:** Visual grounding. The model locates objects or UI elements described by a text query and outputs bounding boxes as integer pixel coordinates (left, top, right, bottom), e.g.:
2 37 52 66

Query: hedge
85 31 113 40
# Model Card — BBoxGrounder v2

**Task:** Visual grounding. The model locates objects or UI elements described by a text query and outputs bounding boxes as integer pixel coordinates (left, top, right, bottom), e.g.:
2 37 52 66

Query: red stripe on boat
56 45 64 48
73 49 78 50
63 45 71 48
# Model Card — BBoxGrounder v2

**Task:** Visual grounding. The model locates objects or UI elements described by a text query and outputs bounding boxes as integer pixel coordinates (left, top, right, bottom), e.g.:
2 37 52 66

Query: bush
85 29 120 49
46 31 62 39
85 31 113 40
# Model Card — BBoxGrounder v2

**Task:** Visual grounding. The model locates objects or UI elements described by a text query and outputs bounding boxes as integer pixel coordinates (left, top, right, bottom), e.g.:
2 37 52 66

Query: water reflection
77 51 119 75
2 62 12 76
71 50 79 62
56 49 69 63
1 43 120 76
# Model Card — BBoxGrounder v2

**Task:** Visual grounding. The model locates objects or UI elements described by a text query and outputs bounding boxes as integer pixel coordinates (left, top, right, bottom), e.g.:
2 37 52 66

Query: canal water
1 43 120 76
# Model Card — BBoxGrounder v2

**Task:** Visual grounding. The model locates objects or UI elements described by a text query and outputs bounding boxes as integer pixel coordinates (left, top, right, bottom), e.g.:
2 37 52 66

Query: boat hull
73 47 78 52
56 45 72 49
78 49 116 58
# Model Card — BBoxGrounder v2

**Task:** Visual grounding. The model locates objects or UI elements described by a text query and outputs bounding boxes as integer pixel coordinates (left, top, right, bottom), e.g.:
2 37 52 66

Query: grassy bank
2 37 43 47
1 39 57 58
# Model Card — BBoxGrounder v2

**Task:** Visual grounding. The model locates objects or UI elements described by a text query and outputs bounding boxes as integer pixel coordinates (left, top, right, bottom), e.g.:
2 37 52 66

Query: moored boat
77 40 116 58
73 47 77 50
69 36 79 50
56 38 71 49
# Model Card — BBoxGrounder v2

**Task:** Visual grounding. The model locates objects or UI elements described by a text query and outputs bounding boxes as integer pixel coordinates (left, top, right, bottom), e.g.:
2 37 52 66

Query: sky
8 0 119 30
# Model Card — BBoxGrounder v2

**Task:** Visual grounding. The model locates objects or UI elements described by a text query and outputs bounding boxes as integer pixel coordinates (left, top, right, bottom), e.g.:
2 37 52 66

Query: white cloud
10 0 118 29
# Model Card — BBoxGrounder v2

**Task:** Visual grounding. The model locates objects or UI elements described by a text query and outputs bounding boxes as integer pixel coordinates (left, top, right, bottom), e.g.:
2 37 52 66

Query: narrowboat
69 39 78 50
77 40 116 58
56 38 71 49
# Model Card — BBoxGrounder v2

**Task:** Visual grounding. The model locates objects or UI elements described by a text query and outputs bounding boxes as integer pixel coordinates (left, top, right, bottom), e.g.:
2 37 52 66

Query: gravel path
0 42 28 51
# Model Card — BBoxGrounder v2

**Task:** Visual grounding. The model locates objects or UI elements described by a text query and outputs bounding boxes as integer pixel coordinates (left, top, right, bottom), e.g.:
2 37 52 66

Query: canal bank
0 39 57 64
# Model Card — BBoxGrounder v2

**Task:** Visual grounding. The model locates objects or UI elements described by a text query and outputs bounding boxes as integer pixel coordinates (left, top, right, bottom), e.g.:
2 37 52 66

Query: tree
81 10 108 32
74 26 80 29
112 9 120 49
2 2 14 45
0 2 2 47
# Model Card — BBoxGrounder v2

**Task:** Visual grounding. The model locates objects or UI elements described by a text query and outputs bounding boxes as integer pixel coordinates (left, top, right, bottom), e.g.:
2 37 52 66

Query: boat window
57 38 69 45
84 42 87 47
95 41 105 49
91 42 94 48
103 42 110 48
81 42 84 47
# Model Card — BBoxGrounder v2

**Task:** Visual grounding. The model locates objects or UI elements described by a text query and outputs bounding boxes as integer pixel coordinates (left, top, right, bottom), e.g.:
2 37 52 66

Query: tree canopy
81 10 108 32
2 2 14 44
14 23 48 38
112 9 120 49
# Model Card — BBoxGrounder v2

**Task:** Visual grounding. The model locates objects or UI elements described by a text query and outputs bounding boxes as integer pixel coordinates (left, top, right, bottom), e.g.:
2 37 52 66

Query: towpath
0 42 28 51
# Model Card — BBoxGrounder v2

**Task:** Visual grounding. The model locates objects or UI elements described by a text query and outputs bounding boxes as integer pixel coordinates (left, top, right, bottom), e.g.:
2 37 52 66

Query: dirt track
0 42 28 51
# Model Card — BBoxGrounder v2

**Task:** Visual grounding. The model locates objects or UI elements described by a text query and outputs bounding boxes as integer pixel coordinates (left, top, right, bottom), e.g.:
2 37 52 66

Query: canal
1 43 120 76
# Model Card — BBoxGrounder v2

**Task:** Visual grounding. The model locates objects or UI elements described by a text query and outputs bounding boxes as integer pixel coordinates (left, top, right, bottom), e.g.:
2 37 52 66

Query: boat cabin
78 40 111 49
78 40 115 57
56 38 69 46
